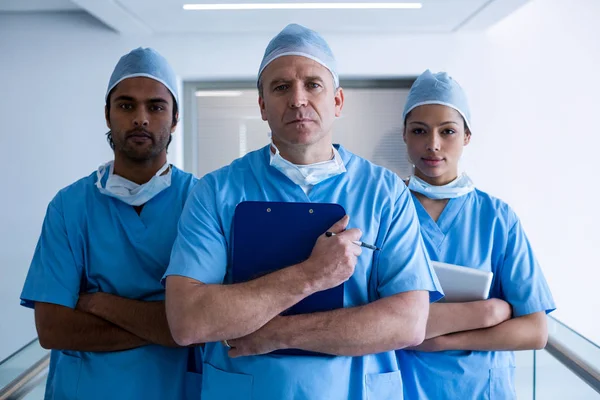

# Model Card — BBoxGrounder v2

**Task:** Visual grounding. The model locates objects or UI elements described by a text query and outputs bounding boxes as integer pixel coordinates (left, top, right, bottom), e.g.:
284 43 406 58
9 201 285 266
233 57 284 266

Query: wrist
294 261 318 296
270 316 292 350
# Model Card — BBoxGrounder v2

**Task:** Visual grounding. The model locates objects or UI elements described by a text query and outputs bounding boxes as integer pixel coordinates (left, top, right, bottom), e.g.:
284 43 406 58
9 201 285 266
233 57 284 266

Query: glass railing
19 380 47 400
0 339 49 400
0 316 598 399
546 316 600 372
514 349 535 397
534 316 600 399
534 348 599 399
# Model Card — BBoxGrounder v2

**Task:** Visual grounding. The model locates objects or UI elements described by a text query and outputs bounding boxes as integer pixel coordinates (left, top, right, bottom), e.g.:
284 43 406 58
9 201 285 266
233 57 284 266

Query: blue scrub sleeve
163 176 228 285
20 196 83 309
374 184 444 302
500 216 555 317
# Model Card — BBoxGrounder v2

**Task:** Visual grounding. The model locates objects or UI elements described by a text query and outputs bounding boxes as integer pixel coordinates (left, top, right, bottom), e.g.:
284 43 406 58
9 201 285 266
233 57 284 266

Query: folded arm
77 292 180 347
424 298 512 339
165 267 316 346
35 302 147 352
166 218 362 346
228 290 429 357
412 311 548 352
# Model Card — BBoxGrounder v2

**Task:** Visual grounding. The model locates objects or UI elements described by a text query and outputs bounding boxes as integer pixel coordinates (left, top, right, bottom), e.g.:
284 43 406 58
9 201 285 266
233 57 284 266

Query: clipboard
232 201 346 356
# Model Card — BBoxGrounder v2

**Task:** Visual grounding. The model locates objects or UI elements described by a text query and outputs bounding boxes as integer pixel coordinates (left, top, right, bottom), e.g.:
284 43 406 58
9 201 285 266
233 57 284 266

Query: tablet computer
432 261 493 302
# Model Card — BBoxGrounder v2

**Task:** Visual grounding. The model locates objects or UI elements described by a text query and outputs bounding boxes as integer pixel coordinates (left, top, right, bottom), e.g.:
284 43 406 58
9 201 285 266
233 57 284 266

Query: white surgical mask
269 143 346 187
95 161 171 206
408 173 475 200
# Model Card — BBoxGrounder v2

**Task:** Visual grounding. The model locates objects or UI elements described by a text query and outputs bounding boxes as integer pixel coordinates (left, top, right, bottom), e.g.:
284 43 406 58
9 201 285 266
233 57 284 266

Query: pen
325 231 381 251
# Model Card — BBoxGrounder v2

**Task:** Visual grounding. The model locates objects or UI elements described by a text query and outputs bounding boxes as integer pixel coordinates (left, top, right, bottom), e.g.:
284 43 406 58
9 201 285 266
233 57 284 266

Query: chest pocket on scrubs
366 371 403 400
201 364 253 400
489 367 516 400
52 352 82 400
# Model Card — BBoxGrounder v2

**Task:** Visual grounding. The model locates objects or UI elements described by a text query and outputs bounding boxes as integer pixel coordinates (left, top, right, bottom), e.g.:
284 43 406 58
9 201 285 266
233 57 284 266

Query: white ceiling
0 0 78 12
0 0 531 34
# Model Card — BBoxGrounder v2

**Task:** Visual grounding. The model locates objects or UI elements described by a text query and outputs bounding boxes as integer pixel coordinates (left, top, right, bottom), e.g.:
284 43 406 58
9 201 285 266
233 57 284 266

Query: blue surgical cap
258 24 339 88
402 70 472 131
106 47 179 107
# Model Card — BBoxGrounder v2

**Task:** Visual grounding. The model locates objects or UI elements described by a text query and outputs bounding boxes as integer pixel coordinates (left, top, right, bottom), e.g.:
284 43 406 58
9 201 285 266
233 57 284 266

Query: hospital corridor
1 0 599 399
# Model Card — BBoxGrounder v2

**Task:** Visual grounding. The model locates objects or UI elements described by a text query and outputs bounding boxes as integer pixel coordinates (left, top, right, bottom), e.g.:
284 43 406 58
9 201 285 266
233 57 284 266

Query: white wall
465 0 600 344
1 0 598 360
0 13 116 360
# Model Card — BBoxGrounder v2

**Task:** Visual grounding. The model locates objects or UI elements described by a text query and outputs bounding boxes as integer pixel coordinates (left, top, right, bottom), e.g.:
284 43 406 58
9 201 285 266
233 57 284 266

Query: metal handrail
545 334 600 395
0 352 50 400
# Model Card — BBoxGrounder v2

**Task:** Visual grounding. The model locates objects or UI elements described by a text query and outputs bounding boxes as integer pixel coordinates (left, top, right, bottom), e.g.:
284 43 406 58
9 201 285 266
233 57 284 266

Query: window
183 79 414 179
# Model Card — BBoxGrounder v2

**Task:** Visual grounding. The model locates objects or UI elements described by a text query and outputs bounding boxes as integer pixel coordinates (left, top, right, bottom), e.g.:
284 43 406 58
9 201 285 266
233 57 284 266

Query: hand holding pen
301 215 362 292
325 231 380 251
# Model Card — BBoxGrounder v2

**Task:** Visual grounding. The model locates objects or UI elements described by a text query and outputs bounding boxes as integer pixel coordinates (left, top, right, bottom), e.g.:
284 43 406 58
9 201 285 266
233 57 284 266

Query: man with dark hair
20 48 201 400
105 85 178 151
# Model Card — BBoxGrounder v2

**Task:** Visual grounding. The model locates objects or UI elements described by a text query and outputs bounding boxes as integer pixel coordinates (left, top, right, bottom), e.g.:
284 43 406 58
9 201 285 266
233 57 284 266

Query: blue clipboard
232 201 346 356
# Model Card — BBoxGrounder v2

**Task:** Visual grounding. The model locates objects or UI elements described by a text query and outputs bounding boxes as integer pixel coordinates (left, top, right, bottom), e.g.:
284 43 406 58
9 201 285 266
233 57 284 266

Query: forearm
35 302 148 352
275 291 429 356
166 265 315 345
79 293 178 347
425 299 508 339
439 312 548 351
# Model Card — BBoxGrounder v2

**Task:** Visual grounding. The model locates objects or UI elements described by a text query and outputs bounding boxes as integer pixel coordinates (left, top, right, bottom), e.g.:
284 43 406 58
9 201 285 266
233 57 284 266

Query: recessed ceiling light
183 3 422 11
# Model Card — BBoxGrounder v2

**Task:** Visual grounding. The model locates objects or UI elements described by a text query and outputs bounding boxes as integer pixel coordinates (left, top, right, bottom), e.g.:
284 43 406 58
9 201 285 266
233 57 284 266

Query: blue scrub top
399 189 555 400
164 145 443 400
20 166 201 400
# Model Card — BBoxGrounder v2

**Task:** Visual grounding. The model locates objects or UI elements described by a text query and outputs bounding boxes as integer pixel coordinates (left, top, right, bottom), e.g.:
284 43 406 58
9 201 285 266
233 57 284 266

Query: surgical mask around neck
95 161 171 206
269 143 346 186
408 173 475 200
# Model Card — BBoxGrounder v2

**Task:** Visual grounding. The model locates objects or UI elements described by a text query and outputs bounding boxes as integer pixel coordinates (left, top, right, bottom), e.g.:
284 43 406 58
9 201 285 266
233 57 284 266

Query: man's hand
227 316 286 358
300 215 362 293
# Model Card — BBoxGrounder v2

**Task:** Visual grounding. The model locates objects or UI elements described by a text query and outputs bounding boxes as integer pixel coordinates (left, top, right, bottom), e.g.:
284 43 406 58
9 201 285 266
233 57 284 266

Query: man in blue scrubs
20 48 201 399
164 24 443 400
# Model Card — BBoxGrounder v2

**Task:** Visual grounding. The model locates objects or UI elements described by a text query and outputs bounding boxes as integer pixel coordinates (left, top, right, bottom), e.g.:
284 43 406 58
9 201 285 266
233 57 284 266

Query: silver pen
325 231 381 251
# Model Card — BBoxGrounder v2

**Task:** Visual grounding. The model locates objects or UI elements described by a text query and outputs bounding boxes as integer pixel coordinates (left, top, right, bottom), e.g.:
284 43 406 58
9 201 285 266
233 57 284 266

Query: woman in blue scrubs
398 70 556 400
